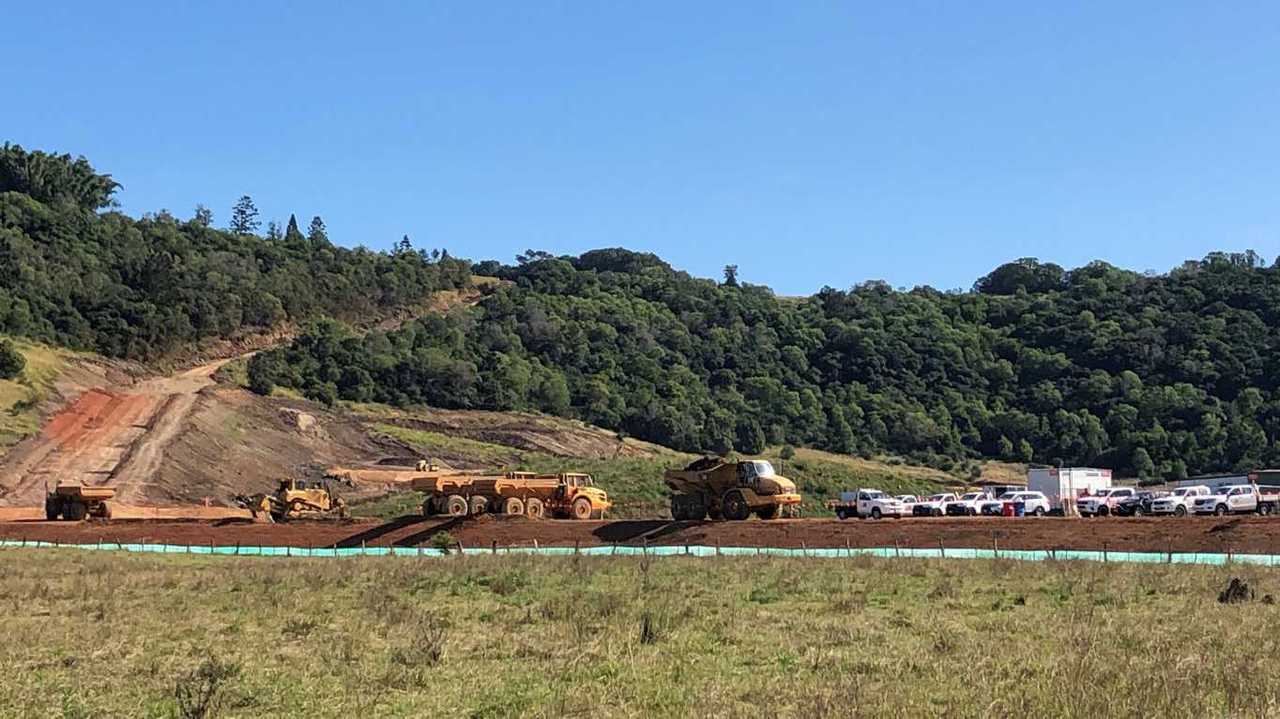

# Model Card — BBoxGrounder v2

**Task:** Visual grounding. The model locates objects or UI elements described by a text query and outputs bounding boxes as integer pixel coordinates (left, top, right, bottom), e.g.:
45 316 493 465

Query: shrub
0 340 24 380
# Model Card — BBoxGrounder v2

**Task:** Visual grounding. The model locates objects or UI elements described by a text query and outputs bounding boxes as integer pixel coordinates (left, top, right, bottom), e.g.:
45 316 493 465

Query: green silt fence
1 539 1275 565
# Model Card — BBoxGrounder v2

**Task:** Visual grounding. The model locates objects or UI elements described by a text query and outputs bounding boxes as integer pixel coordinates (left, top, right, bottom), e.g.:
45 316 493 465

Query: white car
1076 487 1135 517
1149 485 1210 517
913 493 957 517
979 491 1051 517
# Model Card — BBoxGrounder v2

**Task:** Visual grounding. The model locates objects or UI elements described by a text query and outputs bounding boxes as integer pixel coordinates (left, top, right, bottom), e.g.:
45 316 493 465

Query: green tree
1132 447 1155 478
307 216 329 245
229 195 260 234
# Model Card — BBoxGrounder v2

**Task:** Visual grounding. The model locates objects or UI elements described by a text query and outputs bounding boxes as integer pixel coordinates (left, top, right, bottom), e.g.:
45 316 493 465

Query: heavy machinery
45 483 115 520
664 457 802 520
412 467 611 519
235 478 348 522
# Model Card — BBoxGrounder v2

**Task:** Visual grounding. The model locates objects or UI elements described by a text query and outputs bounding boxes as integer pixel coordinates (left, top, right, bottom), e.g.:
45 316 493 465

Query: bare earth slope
0 284 495 508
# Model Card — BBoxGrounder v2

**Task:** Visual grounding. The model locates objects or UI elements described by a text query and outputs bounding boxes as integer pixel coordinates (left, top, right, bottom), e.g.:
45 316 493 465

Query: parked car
913 493 957 517
1192 484 1280 516
829 489 909 519
895 494 919 506
1076 487 1136 517
1113 491 1160 517
979 491 1052 516
1149 485 1211 517
944 491 991 516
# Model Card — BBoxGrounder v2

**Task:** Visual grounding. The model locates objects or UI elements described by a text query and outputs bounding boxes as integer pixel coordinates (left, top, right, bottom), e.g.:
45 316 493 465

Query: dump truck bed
53 485 116 501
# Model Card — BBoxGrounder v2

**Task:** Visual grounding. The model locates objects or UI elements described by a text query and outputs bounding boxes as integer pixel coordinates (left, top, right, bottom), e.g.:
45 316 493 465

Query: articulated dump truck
412 468 611 520
664 457 802 520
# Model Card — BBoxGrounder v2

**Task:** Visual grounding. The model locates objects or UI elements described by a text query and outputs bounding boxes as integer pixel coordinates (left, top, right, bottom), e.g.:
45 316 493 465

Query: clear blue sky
8 2 1280 294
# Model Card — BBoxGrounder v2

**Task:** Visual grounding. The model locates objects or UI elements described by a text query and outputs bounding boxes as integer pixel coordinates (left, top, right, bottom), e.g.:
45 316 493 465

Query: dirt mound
381 408 669 460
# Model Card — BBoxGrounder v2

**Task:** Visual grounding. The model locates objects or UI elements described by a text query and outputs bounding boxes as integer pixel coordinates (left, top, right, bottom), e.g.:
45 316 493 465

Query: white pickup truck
1149 485 1211 517
1076 487 1135 517
944 491 992 516
829 489 908 519
1191 484 1280 516
913 493 957 517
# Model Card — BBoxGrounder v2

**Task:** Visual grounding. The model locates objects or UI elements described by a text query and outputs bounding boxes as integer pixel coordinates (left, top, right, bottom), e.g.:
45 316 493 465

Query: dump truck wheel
44 497 61 521
65 501 88 521
503 497 525 516
445 495 469 517
469 496 489 516
526 498 545 519
756 505 779 520
723 492 750 521
421 498 435 516
571 497 593 520
669 499 685 521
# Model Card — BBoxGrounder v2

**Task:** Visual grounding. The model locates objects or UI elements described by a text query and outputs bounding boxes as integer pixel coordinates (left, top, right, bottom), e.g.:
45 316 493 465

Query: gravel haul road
2 515 1278 554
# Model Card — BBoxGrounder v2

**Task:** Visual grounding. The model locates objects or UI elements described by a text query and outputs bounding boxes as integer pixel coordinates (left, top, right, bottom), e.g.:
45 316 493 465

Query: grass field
5 550 1279 718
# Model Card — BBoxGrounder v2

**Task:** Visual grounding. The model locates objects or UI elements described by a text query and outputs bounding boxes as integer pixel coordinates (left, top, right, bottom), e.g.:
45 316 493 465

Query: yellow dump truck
45 483 115 521
412 469 611 519
664 457 802 520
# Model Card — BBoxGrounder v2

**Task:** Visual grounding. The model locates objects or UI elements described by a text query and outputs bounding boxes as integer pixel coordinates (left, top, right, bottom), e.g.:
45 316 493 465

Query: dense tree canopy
253 247 1280 478
0 145 471 359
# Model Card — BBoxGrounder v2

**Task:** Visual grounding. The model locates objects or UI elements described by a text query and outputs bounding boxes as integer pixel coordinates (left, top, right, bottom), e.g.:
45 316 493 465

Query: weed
431 531 457 554
174 658 240 719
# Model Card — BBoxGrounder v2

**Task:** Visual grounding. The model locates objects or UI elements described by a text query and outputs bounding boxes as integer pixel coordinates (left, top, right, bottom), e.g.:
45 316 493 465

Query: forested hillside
252 248 1280 479
0 144 470 359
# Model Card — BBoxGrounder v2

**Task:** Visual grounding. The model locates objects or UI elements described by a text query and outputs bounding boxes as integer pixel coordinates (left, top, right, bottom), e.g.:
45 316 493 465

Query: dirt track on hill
5 515 1280 554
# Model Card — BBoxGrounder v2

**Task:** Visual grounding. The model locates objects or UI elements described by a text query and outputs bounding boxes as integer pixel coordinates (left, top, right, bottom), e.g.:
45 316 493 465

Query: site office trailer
1027 467 1112 510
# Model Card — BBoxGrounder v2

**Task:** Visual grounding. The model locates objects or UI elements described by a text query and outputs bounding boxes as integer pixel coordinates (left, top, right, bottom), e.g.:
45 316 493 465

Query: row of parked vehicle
828 488 1051 519
828 482 1280 519
1075 484 1280 517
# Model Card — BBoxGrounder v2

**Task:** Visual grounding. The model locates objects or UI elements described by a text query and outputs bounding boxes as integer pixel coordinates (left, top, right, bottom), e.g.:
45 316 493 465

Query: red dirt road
4 515 1280 554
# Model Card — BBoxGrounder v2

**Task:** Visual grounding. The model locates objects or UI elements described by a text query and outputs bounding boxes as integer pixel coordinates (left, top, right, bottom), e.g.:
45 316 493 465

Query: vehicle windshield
962 493 982 500
929 494 950 501
863 490 885 499
748 461 776 478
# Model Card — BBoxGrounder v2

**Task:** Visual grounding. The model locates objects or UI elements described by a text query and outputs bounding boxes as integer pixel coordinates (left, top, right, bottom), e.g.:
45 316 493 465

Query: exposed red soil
4 515 1280 554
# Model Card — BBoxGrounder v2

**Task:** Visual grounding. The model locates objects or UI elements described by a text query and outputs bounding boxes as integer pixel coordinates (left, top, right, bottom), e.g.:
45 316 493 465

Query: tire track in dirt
0 357 241 506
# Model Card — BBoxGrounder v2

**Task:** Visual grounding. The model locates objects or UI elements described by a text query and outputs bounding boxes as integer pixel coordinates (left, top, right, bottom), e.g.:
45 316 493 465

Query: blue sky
7 2 1280 294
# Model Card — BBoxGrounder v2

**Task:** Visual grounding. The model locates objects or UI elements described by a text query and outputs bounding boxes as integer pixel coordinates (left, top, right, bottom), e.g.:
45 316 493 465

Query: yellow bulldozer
235 478 348 522
664 457 802 520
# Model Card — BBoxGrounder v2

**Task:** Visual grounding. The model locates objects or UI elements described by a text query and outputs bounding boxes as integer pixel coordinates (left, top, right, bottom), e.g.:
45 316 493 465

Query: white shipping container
1027 467 1112 510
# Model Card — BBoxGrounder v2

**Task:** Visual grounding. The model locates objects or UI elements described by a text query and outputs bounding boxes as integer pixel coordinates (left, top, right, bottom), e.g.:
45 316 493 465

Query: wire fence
1 539 1277 565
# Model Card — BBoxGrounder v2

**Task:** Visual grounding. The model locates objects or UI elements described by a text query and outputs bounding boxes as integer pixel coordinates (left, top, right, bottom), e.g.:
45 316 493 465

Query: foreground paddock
3 550 1280 717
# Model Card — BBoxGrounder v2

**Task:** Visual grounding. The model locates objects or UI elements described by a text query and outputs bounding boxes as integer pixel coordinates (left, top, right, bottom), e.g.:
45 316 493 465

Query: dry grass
0 337 76 449
3 550 1279 718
